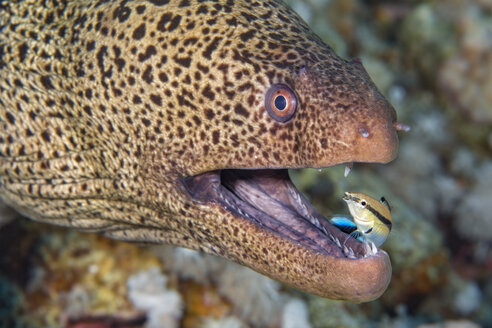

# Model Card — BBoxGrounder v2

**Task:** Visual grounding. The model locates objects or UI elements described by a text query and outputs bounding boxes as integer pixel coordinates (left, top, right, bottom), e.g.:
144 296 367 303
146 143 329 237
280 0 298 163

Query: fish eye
360 200 367 207
265 83 297 122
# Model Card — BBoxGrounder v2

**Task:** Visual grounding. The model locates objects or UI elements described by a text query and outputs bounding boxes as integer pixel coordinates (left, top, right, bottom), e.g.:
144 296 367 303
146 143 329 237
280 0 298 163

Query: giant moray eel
0 0 399 301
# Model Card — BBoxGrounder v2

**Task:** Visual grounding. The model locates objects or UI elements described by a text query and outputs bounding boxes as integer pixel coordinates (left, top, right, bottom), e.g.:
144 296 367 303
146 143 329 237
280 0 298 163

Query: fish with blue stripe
330 192 392 247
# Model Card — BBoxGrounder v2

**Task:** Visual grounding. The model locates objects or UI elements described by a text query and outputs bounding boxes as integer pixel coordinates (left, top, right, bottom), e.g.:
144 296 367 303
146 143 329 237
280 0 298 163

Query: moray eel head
162 2 400 302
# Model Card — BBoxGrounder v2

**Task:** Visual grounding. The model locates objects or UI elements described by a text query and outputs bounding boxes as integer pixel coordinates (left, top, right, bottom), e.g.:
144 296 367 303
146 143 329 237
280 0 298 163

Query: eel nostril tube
393 122 411 132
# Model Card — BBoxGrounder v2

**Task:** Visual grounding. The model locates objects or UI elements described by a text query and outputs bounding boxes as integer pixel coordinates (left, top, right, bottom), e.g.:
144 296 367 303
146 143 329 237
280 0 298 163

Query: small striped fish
330 192 392 247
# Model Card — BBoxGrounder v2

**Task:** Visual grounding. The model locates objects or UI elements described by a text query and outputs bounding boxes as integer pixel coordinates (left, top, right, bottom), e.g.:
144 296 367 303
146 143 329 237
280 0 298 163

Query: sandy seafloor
1 0 492 327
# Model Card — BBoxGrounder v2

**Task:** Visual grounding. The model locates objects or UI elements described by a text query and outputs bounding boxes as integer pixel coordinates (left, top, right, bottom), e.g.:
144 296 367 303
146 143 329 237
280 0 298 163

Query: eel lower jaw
184 168 376 260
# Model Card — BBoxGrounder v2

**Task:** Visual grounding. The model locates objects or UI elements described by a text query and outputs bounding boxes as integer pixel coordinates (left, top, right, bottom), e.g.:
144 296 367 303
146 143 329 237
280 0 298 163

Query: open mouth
184 168 377 260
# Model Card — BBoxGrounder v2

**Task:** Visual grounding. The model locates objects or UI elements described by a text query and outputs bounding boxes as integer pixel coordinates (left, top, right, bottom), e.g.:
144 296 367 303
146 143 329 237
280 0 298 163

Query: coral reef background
1 0 491 327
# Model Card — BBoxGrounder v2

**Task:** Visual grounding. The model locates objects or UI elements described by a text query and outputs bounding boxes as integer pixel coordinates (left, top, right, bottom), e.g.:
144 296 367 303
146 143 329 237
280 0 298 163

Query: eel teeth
371 241 378 255
288 184 326 233
344 163 353 177
329 233 342 248
343 245 357 259
363 241 379 257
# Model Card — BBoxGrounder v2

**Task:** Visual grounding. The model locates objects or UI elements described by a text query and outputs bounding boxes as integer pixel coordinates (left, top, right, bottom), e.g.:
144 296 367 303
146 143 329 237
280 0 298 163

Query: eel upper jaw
183 168 373 260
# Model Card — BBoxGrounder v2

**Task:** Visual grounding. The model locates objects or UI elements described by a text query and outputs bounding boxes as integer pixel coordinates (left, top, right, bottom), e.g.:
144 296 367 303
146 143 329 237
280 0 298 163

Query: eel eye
265 83 297 122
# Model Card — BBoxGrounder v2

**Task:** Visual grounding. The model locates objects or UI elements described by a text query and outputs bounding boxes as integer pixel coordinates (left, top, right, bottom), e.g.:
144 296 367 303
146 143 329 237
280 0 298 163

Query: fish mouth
184 168 376 259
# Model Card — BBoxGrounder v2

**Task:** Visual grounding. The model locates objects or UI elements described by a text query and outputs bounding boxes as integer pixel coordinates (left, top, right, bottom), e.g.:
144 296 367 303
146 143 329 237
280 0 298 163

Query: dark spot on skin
85 89 93 100
142 118 151 127
203 36 221 60
96 46 108 73
115 58 126 72
148 0 170 6
150 94 162 106
17 43 29 62
86 40 96 51
192 115 201 126
204 109 215 120
173 55 191 68
44 11 54 24
83 105 92 116
234 103 250 118
132 23 146 40
177 126 185 138
142 65 153 84
158 72 168 83
41 130 50 142
240 30 255 42
40 76 54 89
168 15 182 32
138 45 157 62
157 13 172 32
196 4 208 15
113 4 131 23
212 130 220 144
133 95 142 104
136 5 146 14
201 85 215 101
5 112 15 124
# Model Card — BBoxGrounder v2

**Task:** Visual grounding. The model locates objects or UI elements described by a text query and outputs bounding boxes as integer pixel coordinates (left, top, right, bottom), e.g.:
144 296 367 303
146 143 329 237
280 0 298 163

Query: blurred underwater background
1 0 492 327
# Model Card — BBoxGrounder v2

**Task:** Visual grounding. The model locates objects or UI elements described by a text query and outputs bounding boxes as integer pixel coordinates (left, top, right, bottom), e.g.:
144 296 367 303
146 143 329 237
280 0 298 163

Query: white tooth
344 163 353 177
371 242 378 254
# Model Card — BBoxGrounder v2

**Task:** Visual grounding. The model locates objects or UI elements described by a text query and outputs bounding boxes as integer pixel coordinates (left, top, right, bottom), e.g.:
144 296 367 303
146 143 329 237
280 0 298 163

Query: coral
308 298 366 328
200 316 247 328
127 267 183 328
154 245 285 327
399 3 456 83
179 281 230 328
17 230 162 327
0 274 27 328
452 280 481 316
418 321 480 328
208 259 284 327
438 4 492 123
157 246 214 284
454 163 492 242
282 298 312 328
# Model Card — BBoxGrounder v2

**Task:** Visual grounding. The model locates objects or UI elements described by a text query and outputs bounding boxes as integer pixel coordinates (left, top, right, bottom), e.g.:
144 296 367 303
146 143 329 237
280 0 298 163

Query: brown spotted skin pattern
0 0 397 301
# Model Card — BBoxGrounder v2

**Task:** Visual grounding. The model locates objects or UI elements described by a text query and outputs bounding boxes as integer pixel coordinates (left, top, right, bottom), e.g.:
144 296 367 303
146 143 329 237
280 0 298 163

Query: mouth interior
184 169 371 259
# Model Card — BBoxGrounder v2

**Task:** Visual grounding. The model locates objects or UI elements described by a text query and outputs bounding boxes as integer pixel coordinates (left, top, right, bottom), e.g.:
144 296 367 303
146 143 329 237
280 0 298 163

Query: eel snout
290 247 392 302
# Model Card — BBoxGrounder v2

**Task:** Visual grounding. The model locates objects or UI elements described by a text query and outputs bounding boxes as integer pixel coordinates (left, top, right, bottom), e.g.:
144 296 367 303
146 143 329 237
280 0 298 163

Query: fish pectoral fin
350 230 362 241
330 216 358 234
